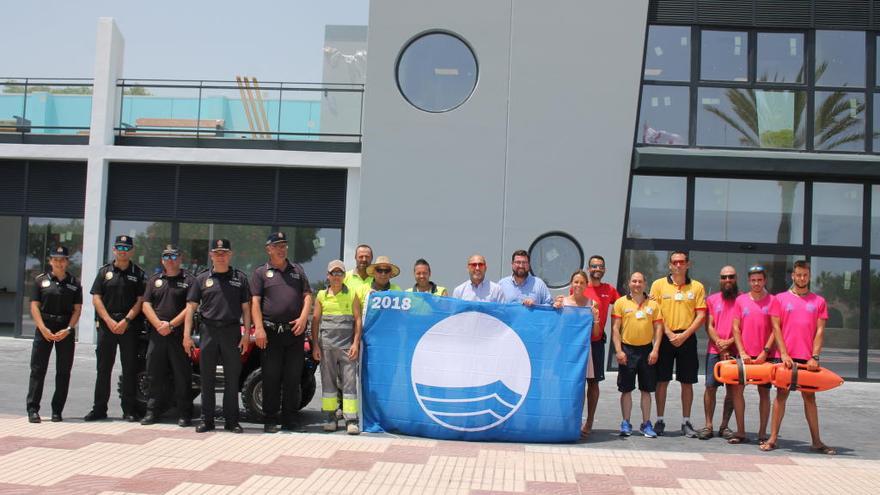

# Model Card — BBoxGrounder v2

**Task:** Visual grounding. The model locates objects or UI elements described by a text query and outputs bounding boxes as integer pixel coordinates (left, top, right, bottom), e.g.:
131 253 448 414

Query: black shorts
590 340 605 382
656 330 698 384
617 344 657 393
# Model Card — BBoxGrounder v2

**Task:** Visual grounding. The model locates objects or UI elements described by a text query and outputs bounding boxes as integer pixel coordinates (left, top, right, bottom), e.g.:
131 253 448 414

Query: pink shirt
770 291 828 361
706 293 738 354
733 292 775 357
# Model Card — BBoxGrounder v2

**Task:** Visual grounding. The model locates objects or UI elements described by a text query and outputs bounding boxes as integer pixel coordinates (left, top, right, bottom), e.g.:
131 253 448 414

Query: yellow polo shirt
649 275 706 331
612 295 663 346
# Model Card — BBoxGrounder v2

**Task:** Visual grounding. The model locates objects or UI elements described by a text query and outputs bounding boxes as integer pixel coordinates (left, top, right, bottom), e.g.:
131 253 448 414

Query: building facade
2 1 879 380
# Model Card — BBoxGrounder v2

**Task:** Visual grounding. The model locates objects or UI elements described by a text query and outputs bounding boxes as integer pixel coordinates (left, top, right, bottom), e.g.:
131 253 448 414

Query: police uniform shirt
250 260 312 323
187 267 251 322
143 270 196 322
90 262 146 314
32 272 83 315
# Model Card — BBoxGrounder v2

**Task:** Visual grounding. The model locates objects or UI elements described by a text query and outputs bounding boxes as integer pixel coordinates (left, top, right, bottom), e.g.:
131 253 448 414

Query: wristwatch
124 316 132 323
811 354 820 361
763 347 771 354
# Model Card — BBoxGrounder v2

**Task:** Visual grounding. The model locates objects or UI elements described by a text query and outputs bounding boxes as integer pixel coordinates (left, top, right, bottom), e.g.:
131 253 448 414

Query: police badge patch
206 278 214 288
105 272 114 280
155 279 163 288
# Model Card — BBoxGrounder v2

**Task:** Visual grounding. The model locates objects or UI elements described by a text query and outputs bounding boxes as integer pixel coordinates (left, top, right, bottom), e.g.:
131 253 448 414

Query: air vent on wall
755 0 813 27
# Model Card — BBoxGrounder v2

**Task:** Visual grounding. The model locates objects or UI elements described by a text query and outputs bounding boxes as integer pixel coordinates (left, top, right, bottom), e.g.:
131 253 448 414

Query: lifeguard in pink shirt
761 260 835 455
730 265 776 445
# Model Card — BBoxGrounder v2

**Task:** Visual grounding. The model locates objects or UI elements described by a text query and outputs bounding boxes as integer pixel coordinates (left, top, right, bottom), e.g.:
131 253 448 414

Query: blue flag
361 291 592 443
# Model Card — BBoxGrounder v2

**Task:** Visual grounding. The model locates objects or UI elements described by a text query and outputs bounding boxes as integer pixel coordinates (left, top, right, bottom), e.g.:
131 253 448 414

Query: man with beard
344 245 373 293
761 260 835 455
499 250 552 306
698 265 737 442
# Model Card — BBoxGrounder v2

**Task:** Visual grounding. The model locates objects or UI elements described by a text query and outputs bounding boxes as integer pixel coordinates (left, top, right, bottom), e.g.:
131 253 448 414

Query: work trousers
93 317 139 415
26 321 75 415
199 322 242 425
261 328 304 425
320 347 358 420
146 328 193 419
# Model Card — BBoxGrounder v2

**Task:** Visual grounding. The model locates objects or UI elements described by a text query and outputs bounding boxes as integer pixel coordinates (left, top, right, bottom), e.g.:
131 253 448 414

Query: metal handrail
1 78 94 134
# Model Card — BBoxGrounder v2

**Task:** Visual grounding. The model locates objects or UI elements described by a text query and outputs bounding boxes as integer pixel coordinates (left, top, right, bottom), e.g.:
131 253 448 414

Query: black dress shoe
225 423 244 434
195 422 215 433
281 422 303 432
83 410 108 422
51 414 63 423
28 412 41 423
264 423 280 434
140 412 157 425
178 417 192 427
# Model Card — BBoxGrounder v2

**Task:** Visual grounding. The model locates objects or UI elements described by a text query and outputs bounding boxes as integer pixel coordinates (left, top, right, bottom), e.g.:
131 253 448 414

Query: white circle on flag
410 311 531 432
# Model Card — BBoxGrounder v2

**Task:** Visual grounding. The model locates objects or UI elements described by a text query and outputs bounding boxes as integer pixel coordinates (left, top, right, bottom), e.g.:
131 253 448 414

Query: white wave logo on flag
410 311 531 432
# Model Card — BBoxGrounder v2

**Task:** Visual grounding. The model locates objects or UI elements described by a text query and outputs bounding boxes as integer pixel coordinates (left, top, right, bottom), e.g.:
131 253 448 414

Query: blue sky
2 0 368 82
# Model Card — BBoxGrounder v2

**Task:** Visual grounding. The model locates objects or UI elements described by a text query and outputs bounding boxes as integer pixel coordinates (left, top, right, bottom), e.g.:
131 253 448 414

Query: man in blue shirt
452 254 504 303
499 250 552 306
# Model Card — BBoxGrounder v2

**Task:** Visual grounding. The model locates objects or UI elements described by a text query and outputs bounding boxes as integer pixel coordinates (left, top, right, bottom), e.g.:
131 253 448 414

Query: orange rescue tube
771 363 844 392
713 359 775 385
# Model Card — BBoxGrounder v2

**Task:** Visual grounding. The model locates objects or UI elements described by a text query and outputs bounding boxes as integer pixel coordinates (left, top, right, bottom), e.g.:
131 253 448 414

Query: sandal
759 441 776 452
697 427 714 440
718 426 734 440
810 444 837 455
728 436 750 445
580 424 590 438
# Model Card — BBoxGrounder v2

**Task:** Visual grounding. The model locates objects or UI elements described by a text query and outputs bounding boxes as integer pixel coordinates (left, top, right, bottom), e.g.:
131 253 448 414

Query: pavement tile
525 480 582 494
575 472 633 494
621 466 682 489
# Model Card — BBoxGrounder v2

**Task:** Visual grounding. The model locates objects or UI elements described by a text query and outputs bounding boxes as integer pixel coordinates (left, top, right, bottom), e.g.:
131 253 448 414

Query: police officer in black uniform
184 239 251 433
27 246 82 423
140 244 196 426
86 235 146 422
251 232 313 433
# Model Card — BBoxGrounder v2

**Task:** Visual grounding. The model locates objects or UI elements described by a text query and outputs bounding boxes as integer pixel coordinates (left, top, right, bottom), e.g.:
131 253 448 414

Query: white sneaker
323 412 337 432
346 420 360 435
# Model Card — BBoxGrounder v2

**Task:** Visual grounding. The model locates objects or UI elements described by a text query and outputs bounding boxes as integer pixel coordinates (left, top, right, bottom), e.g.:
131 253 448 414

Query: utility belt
41 313 71 323
264 320 292 334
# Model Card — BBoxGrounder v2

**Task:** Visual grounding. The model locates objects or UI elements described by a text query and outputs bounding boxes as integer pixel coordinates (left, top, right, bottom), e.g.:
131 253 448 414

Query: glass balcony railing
0 78 93 135
115 79 363 142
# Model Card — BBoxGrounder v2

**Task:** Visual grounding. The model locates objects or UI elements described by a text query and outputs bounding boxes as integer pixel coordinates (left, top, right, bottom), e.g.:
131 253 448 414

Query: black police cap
114 235 134 247
266 231 288 245
211 239 232 251
49 246 70 258
161 244 180 255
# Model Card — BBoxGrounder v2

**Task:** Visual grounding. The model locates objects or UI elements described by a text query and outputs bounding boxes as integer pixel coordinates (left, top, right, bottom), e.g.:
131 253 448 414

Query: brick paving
0 415 877 494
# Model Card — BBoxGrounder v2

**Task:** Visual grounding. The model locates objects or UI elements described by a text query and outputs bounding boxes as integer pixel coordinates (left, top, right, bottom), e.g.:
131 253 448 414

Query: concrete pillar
80 18 124 344
342 167 361 269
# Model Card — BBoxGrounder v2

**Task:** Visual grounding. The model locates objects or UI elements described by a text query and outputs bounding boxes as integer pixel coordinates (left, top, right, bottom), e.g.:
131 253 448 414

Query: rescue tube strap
737 358 746 385
789 364 799 392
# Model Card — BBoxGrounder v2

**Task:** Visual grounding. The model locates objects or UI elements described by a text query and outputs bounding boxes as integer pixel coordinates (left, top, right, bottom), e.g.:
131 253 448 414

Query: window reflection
638 85 688 145
757 32 804 83
179 223 270 275
397 32 478 113
106 220 171 275
697 87 805 149
814 91 866 152
644 25 691 81
873 185 880 254
701 30 748 82
626 176 686 239
694 178 804 244
815 30 865 87
278 226 342 290
869 260 880 379
811 256 861 379
812 182 863 247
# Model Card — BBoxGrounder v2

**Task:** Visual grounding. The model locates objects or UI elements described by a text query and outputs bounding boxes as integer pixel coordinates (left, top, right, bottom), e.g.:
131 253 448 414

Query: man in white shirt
452 254 504 303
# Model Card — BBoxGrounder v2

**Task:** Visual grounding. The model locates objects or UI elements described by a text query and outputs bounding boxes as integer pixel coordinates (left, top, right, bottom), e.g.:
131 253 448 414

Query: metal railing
115 78 364 142
0 78 94 135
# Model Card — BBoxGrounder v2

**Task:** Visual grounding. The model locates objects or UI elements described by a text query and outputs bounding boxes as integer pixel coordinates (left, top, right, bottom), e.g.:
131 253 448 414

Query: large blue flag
361 291 592 443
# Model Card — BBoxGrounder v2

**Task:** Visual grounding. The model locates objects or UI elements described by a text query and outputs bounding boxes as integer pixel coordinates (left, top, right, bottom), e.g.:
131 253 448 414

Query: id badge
674 293 684 301
635 310 646 319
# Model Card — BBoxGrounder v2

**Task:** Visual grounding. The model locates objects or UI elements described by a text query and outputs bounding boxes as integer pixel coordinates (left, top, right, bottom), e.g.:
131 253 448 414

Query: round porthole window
396 31 478 113
528 232 585 289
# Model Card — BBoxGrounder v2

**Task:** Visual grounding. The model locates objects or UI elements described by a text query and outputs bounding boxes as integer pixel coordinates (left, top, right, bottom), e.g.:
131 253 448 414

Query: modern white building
2 0 879 380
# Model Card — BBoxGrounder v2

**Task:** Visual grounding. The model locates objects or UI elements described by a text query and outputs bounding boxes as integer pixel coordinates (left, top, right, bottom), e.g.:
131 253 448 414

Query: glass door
0 216 22 337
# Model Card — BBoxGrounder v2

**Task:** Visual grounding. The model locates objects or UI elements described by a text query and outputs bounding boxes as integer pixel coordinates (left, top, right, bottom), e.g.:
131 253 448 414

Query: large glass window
812 182 863 246
178 223 271 276
644 25 691 81
0 216 22 337
396 32 477 113
105 220 172 276
694 178 804 244
21 217 84 338
873 185 880 254
815 31 865 88
813 91 866 152
619 249 668 291
637 85 688 145
626 176 686 239
701 30 748 82
277 226 343 290
869 260 880 379
697 87 805 149
811 256 861 379
757 32 805 83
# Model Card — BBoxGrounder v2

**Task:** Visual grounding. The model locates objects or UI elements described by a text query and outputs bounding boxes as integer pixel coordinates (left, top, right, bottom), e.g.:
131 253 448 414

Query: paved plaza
0 337 877 494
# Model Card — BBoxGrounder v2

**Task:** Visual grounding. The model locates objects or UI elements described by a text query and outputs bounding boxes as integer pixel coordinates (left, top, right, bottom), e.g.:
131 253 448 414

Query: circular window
396 31 478 113
528 232 585 289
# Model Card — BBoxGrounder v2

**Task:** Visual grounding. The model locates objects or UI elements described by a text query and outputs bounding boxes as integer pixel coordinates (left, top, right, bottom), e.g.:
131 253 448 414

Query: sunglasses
162 254 179 261
468 262 486 268
671 260 688 266
720 274 736 280
374 267 392 274
115 245 132 252
589 264 605 269
329 270 345 276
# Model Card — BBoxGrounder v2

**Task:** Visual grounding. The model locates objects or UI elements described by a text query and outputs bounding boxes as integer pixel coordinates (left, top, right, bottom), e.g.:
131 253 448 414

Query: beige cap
327 259 346 273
